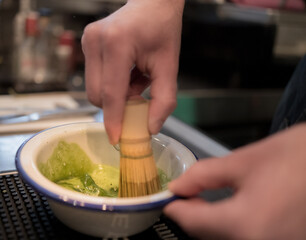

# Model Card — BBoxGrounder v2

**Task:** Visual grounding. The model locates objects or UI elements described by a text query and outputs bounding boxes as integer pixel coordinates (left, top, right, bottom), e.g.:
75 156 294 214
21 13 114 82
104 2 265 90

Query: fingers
148 54 178 134
164 198 237 239
168 157 240 197
100 48 133 145
82 22 134 145
82 23 104 108
82 19 180 142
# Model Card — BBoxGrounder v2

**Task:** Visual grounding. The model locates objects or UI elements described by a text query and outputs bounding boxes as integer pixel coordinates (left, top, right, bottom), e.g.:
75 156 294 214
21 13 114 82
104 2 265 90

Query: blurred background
0 0 306 149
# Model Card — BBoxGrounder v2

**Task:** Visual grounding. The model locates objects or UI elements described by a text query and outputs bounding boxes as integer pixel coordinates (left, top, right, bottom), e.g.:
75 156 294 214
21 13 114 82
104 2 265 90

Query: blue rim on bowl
15 122 197 213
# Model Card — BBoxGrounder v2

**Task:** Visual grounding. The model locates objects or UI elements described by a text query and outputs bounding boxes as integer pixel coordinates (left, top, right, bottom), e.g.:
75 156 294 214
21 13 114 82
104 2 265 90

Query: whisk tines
118 98 161 198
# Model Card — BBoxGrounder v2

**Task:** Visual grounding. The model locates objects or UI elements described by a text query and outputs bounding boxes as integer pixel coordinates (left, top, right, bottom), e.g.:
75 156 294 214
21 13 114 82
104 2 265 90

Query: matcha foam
38 141 170 197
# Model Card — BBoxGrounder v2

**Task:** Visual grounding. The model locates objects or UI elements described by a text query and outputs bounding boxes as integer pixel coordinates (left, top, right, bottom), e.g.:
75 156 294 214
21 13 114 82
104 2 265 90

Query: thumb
168 156 240 197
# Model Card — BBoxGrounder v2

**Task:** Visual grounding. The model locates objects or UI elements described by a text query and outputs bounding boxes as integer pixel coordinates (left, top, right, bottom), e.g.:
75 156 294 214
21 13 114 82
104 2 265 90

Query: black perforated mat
0 172 191 240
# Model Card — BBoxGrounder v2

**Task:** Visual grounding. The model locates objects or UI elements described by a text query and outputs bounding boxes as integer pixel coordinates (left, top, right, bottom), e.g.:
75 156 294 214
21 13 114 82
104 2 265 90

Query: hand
82 0 184 144
164 123 306 240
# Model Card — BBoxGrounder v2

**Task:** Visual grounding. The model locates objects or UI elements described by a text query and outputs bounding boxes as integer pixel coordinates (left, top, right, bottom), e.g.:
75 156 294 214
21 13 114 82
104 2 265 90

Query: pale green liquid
38 141 170 197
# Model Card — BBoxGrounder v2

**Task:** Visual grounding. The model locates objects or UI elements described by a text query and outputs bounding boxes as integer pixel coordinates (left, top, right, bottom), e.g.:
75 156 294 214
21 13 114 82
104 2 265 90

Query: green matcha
38 141 95 182
38 141 170 197
56 165 119 197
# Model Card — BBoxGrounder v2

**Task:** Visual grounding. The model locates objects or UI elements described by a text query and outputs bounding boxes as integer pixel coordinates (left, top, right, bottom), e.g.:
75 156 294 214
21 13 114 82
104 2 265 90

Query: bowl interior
17 122 196 206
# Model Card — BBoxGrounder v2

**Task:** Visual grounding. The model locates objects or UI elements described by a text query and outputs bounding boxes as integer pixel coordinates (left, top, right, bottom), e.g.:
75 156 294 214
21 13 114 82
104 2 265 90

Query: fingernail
109 136 119 146
113 144 120 151
149 118 163 135
106 129 119 145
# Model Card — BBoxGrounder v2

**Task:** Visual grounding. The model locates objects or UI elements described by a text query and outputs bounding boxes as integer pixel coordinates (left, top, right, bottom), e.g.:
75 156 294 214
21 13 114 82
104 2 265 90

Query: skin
164 123 306 240
82 0 184 144
82 1 306 239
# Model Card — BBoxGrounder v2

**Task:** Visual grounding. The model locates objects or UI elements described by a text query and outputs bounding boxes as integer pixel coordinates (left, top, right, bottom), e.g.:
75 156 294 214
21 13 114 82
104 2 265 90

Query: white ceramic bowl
16 122 197 238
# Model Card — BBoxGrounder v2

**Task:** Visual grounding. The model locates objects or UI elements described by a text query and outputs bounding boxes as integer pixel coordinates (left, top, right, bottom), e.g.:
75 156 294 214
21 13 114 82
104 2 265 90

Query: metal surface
0 134 33 172
217 3 277 24
161 116 231 159
0 105 99 124
0 115 230 173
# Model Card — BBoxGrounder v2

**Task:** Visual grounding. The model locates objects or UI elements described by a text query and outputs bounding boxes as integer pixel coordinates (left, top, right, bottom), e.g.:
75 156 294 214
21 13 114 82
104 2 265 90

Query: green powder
38 141 170 197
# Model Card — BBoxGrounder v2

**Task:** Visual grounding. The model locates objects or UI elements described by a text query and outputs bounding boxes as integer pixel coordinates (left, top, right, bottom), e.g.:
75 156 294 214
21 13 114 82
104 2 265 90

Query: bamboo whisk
118 98 161 197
